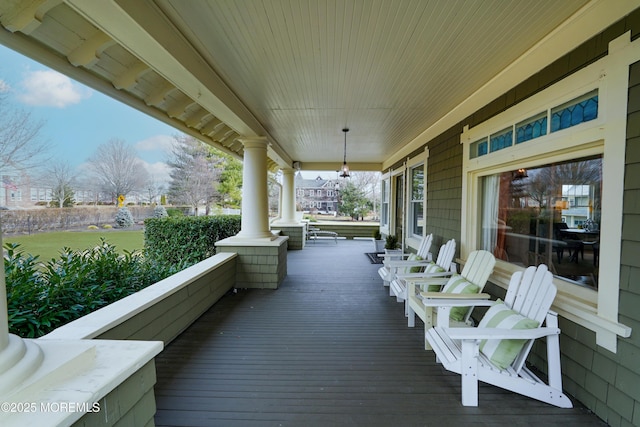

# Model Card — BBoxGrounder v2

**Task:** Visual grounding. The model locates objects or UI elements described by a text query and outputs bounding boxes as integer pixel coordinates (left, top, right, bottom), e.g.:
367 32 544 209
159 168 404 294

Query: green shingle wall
411 11 640 426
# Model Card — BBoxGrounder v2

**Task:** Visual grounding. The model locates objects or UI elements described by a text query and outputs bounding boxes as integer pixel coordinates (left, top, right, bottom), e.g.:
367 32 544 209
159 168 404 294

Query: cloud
0 79 9 93
135 134 176 153
142 160 172 184
17 69 91 107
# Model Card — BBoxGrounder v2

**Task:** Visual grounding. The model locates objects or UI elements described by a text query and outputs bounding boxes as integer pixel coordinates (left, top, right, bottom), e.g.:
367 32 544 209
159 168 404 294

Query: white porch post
279 167 296 223
236 137 275 239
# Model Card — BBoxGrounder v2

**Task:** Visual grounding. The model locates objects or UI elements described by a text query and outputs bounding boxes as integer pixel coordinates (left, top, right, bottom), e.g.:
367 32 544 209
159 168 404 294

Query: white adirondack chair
390 238 456 314
406 250 496 349
425 264 573 408
377 233 433 290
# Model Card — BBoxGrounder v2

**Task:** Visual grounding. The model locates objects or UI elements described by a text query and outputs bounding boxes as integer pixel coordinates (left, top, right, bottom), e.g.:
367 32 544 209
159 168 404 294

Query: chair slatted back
434 239 456 271
417 234 433 260
503 264 556 372
460 250 496 288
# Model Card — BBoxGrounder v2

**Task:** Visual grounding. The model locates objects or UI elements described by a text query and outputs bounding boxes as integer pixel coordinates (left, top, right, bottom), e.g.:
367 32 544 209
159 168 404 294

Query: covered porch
154 240 604 426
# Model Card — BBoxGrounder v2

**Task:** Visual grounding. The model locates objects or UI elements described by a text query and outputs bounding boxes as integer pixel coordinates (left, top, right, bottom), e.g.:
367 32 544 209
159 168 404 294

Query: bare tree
167 135 222 215
39 161 77 208
86 138 150 201
348 171 381 218
0 91 49 175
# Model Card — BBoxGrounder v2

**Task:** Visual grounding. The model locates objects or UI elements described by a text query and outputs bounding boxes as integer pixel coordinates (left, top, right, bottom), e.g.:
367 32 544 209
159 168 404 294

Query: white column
236 137 275 239
279 167 297 223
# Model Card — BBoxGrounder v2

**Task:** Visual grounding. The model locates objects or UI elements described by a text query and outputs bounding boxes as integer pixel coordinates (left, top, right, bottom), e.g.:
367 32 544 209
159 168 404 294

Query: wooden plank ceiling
0 0 595 171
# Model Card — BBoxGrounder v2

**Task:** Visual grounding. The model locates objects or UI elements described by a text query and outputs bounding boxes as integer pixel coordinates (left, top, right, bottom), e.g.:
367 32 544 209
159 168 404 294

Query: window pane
551 90 598 132
490 127 513 153
411 166 424 236
480 156 602 289
381 179 390 226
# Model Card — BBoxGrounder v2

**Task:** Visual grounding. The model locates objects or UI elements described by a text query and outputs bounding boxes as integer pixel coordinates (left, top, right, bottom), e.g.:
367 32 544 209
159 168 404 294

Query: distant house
295 174 339 214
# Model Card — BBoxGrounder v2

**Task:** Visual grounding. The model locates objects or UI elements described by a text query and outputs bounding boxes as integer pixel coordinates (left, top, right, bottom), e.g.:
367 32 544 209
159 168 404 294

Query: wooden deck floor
154 239 605 427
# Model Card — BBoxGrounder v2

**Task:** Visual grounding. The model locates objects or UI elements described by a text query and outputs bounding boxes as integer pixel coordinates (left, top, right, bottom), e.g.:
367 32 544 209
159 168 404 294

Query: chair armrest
386 259 434 268
443 326 561 341
420 292 492 300
398 271 453 280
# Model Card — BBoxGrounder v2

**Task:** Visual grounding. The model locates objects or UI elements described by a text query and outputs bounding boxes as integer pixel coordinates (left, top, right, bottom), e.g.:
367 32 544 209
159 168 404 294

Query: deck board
154 240 605 427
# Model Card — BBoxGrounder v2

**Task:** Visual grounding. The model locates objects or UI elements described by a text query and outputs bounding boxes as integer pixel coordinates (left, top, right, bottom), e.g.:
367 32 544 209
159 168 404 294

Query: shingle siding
413 15 640 427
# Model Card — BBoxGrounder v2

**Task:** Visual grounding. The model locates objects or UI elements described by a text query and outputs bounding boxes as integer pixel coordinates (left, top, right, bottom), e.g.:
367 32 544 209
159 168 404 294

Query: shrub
4 241 181 338
144 215 241 265
166 208 184 217
102 224 112 229
114 207 134 228
153 205 168 218
87 225 98 230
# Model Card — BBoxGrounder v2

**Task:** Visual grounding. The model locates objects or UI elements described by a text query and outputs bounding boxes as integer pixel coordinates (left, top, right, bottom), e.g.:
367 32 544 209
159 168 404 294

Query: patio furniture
390 238 457 314
308 226 338 243
425 264 572 408
407 250 496 349
553 222 584 263
377 234 433 288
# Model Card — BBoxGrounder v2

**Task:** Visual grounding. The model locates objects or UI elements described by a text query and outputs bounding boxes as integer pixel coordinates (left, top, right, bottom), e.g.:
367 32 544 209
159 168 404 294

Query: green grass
3 230 144 262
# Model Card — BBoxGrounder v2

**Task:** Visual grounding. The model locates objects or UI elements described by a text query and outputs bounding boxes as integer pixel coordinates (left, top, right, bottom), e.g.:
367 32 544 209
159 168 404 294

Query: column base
270 223 306 250
0 339 161 427
216 236 289 289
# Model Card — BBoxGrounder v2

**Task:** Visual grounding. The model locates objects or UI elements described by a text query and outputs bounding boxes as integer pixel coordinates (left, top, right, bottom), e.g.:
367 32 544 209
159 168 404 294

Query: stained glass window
490 127 513 153
551 90 598 132
516 112 547 144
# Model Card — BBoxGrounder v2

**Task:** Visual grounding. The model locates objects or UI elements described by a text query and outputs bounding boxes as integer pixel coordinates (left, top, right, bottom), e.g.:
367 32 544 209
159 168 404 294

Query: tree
348 171 381 219
40 161 77 208
167 135 222 215
86 138 150 201
217 153 243 208
0 91 49 176
338 181 368 220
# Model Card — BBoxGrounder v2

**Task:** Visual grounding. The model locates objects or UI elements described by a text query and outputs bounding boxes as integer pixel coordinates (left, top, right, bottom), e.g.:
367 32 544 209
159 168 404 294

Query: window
381 178 390 228
460 32 636 352
480 156 602 289
410 165 424 236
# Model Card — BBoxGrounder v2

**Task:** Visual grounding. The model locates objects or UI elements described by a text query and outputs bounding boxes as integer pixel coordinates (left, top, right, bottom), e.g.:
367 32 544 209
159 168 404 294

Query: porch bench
308 226 338 243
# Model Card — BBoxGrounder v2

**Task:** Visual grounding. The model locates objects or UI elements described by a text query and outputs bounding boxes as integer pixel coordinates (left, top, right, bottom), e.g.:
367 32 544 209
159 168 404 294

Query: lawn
3 230 145 262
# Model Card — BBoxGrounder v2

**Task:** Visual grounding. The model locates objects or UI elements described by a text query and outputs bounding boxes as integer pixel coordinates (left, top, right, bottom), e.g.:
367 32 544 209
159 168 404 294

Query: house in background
294 174 339 214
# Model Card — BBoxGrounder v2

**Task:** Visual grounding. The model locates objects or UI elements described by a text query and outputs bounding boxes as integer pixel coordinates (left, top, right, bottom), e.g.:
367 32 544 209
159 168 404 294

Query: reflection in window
410 165 424 236
480 156 602 289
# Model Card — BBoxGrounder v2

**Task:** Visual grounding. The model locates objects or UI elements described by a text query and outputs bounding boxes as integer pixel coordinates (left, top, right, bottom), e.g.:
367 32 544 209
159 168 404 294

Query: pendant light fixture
339 128 350 178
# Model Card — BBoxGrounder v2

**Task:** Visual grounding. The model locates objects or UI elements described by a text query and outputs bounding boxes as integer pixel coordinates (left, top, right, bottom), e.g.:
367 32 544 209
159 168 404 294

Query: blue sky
0 44 179 183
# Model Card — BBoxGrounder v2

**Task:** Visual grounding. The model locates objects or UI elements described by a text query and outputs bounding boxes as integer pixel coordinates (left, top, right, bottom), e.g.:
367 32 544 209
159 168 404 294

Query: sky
0 44 178 183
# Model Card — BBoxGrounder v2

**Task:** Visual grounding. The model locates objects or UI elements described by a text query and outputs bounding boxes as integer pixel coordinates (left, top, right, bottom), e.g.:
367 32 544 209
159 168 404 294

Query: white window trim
406 149 429 250
460 32 637 353
380 172 391 235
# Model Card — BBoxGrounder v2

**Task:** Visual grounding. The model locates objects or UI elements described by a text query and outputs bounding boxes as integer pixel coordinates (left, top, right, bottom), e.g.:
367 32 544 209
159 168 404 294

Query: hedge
144 215 241 265
5 241 182 337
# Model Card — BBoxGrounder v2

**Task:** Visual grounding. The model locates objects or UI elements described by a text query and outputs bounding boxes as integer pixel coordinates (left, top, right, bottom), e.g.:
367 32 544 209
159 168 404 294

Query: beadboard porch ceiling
0 0 618 171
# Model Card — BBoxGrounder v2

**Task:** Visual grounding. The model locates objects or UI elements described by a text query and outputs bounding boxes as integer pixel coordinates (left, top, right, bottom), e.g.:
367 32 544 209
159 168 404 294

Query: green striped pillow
477 301 540 370
440 274 480 321
420 263 447 292
409 255 424 273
